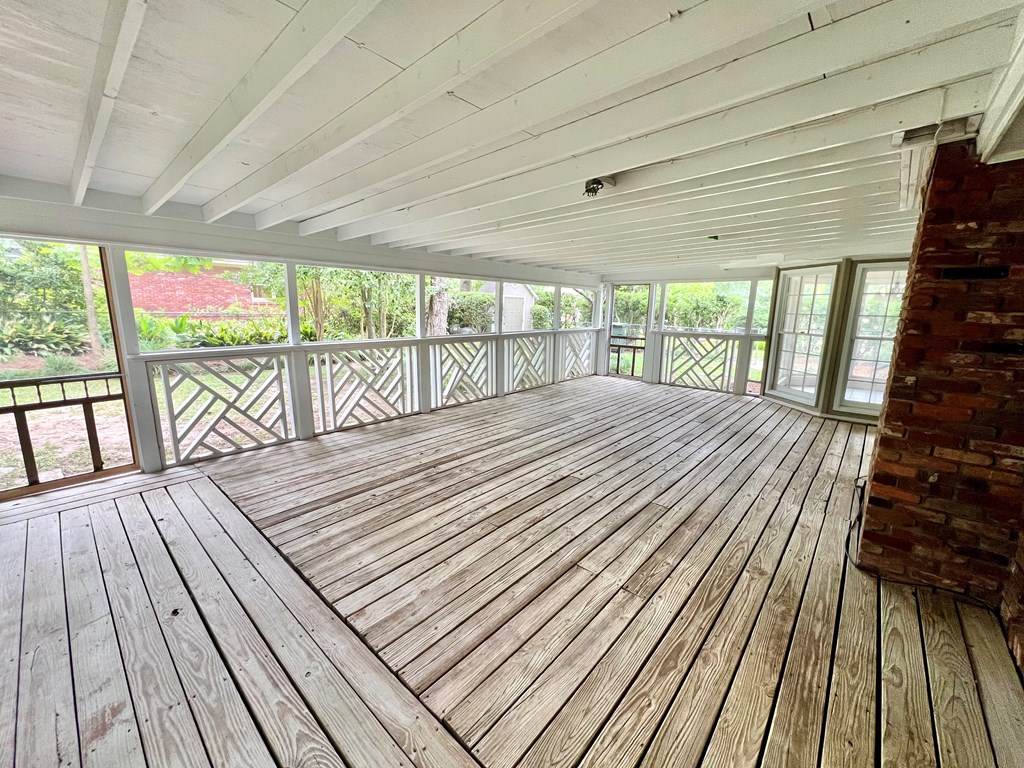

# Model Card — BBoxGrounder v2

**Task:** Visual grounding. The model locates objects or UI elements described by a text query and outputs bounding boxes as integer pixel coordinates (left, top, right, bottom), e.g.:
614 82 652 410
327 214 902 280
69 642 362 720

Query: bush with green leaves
0 316 89 357
448 292 495 333
530 304 553 330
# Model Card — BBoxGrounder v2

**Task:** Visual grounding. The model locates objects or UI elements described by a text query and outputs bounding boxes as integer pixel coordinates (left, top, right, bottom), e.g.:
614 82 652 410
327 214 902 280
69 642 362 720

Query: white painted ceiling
1 0 1022 280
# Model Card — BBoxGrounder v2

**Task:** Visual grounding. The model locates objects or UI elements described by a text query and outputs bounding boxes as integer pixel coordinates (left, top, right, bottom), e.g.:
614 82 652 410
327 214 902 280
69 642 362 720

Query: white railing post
495 281 506 397
415 275 432 413
733 336 753 395
284 263 315 439
552 287 562 383
105 245 164 472
642 329 663 383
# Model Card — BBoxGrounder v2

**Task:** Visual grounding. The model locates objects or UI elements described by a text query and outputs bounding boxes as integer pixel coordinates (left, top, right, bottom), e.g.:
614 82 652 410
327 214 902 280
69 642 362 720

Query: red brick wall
129 266 267 318
1006 538 1024 670
859 141 1024 666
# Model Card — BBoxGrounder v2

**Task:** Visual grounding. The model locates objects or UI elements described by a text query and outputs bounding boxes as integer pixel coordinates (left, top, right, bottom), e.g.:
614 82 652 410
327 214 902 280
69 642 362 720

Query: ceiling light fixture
583 175 615 197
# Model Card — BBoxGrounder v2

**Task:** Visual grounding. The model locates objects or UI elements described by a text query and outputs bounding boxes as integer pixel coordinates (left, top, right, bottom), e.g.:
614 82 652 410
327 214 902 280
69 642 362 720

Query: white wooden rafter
70 0 148 206
328 37 999 249
256 0 823 230
979 9 1024 161
300 0 1016 234
200 0 605 222
140 0 384 214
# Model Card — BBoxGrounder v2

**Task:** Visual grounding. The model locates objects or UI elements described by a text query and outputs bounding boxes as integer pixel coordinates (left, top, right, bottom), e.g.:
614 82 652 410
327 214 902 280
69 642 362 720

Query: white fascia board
0 177 598 287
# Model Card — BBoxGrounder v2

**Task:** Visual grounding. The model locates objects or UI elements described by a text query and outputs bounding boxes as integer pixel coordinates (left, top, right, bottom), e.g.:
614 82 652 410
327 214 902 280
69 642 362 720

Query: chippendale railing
142 329 598 466
309 340 416 432
650 330 767 395
147 350 293 464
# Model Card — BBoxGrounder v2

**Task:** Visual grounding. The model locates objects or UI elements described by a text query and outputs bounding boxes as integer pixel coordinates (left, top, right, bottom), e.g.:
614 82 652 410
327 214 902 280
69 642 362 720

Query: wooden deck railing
0 372 129 487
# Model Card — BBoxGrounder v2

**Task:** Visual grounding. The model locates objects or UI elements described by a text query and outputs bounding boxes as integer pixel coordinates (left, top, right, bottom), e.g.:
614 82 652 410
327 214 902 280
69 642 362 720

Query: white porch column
284 263 315 439
105 245 164 472
415 274 432 413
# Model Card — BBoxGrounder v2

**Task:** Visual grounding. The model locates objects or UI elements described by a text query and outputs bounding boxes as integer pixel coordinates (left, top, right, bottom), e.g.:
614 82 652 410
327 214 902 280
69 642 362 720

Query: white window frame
833 260 909 417
765 264 839 408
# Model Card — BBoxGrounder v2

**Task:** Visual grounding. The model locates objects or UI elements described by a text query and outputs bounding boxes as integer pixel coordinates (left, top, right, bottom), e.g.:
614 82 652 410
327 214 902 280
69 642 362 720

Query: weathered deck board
2 376 1022 768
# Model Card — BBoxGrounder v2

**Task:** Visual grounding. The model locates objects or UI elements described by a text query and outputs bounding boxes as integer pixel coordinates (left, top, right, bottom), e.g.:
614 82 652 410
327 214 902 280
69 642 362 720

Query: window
127 252 287 350
837 264 907 411
769 266 836 404
560 287 599 329
424 276 496 336
501 283 554 331
294 265 416 341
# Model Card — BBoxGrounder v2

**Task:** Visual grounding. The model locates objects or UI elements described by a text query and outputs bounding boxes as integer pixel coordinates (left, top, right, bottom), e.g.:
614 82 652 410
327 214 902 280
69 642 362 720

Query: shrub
0 316 88 356
530 304 553 330
449 292 494 333
41 355 87 377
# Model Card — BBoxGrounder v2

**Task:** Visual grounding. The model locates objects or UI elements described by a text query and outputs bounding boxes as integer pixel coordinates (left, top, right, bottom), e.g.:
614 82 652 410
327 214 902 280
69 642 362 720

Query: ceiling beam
140 0 383 214
329 29 1001 241
255 0 822 229
200 0 604 223
382 137 898 248
500 221 918 268
431 164 900 252
70 0 148 206
308 1 1017 234
406 157 898 253
332 94 949 242
979 9 1024 160
474 210 919 263
554 229 917 270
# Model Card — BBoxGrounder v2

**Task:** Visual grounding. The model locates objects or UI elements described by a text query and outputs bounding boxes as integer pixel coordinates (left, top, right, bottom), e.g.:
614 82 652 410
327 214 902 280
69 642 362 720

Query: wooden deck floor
2 376 1023 767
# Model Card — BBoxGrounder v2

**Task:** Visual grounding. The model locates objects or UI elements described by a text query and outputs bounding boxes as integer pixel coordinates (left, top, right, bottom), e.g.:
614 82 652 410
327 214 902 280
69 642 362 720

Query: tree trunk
361 285 375 338
79 245 103 355
426 277 449 336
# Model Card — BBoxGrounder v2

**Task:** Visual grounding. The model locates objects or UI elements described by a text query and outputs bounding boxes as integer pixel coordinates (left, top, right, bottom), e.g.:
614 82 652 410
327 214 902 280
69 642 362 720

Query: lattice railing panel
661 335 739 392
150 355 292 464
561 331 594 380
508 335 552 392
431 339 494 408
311 345 414 432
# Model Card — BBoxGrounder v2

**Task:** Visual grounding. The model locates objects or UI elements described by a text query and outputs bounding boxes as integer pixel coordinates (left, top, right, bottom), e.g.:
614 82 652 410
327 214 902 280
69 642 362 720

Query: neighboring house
128 263 273 320
479 281 538 331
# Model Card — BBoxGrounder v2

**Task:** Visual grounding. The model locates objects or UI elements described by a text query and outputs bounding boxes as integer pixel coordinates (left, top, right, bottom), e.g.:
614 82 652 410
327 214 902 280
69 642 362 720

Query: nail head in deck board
2 378 1023 768
918 589 997 768
186 476 479 768
0 521 28 768
17 514 79 768
61 508 146 768
959 602 1024 768
140 488 350 768
881 583 938 768
113 494 277 768
89 502 212 768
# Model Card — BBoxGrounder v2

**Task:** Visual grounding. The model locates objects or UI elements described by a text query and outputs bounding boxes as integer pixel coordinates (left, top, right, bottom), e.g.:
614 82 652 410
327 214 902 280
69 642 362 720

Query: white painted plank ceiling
1 0 1023 281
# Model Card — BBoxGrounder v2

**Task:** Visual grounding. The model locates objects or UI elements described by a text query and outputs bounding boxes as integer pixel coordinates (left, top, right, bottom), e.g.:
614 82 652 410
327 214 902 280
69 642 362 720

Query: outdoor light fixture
583 175 615 197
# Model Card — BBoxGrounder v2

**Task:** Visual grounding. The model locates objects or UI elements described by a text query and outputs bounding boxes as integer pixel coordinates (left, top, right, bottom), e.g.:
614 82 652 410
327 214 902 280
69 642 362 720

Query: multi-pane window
839 265 907 408
771 267 836 403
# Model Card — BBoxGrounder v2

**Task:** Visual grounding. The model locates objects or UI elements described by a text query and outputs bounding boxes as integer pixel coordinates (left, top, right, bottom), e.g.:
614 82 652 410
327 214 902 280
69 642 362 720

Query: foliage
664 282 746 331
560 289 596 328
0 316 88 357
235 262 416 340
41 355 88 377
530 303 553 330
612 286 649 329
135 311 315 348
0 239 112 354
448 292 494 333
125 251 214 274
